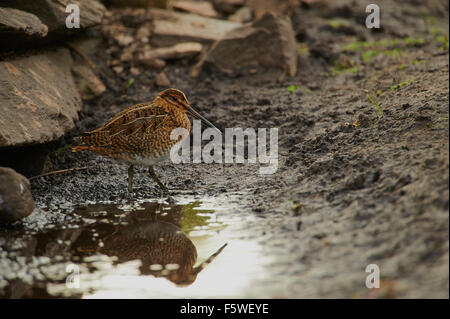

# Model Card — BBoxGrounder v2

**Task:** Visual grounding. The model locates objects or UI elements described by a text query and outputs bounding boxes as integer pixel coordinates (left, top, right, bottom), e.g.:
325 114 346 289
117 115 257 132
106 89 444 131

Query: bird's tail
71 145 90 152
71 135 90 152
71 130 110 153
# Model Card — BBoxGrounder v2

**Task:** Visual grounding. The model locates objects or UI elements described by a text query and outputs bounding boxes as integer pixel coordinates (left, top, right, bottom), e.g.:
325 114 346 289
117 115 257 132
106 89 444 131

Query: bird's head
156 88 221 134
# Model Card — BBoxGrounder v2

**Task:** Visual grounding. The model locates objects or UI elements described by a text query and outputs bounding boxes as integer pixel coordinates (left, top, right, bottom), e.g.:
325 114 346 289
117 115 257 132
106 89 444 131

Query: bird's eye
171 96 178 102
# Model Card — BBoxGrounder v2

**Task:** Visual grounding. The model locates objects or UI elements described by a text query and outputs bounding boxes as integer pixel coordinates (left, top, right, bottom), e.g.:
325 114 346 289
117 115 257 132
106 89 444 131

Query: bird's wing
81 103 169 146
102 103 169 134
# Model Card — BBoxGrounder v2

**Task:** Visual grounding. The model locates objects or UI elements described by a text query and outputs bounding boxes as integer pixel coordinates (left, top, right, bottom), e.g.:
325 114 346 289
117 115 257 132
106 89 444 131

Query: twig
29 167 88 180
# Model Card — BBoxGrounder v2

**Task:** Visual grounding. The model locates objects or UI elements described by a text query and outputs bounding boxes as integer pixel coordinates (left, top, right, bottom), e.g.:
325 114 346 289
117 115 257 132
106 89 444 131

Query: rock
68 38 106 100
0 167 35 224
113 66 124 74
155 72 171 87
120 47 135 62
114 34 134 47
169 1 219 18
137 42 203 61
137 45 168 68
191 13 298 77
72 65 106 100
0 48 82 148
140 57 166 69
149 8 242 47
103 0 167 8
228 6 253 22
212 0 244 14
136 23 152 41
3 0 106 31
0 7 48 39
0 7 50 52
245 0 300 18
0 0 106 51
130 67 141 76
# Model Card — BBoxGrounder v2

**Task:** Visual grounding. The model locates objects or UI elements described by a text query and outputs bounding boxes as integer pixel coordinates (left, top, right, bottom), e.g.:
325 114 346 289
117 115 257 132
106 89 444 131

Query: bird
72 88 221 195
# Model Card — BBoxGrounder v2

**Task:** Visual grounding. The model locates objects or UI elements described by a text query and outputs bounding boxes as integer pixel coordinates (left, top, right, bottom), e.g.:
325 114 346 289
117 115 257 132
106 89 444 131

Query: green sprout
367 94 383 117
363 50 379 62
288 85 299 93
391 78 415 91
404 37 425 45
127 77 135 88
384 48 409 56
331 68 340 76
436 35 449 49
430 27 440 36
329 20 341 28
344 42 359 51
410 59 424 65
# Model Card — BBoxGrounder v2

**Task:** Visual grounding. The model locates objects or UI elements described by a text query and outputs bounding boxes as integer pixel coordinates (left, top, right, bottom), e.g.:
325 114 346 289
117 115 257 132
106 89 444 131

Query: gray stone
0 167 35 224
169 0 219 18
228 6 253 22
0 7 48 37
137 42 203 61
68 38 106 100
0 48 82 148
72 64 106 101
0 0 106 51
191 13 298 77
150 8 242 47
2 0 106 32
155 72 171 87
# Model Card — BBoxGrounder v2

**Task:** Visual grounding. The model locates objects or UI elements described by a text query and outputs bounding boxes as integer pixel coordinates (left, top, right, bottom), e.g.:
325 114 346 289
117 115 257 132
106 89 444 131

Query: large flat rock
191 13 298 77
0 7 48 37
137 41 203 62
150 8 242 47
0 0 105 51
0 48 82 148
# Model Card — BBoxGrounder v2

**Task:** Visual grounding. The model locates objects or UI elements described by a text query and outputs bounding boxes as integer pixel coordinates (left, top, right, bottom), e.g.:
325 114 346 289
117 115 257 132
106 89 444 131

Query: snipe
72 88 220 194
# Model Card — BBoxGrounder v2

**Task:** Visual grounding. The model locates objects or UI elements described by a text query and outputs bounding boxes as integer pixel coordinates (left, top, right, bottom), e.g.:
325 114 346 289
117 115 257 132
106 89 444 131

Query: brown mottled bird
72 88 220 194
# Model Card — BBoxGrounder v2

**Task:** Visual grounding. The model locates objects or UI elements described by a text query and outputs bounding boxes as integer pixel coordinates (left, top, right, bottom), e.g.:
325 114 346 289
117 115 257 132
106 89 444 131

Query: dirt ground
1 0 448 298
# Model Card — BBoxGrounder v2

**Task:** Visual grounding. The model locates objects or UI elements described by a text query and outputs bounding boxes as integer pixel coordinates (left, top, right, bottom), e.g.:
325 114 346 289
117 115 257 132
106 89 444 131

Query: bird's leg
128 165 134 195
149 166 168 193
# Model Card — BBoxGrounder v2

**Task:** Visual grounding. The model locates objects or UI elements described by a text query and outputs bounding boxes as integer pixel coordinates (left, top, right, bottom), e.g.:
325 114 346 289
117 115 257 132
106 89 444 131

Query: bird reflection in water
73 201 227 286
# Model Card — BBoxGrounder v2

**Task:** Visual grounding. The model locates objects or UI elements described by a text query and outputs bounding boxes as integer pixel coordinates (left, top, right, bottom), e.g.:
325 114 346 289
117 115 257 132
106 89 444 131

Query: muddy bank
1 0 449 298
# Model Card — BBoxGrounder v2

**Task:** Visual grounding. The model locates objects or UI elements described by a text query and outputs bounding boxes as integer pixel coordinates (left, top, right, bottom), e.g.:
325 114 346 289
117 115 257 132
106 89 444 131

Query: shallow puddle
1 196 267 298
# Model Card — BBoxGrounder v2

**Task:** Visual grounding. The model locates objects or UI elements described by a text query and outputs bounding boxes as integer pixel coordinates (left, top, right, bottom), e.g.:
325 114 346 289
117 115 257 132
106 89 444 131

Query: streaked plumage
72 88 220 194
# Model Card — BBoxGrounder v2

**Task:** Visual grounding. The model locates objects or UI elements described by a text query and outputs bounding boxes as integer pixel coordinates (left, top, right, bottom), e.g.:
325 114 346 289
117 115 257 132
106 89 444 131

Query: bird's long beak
187 106 222 134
